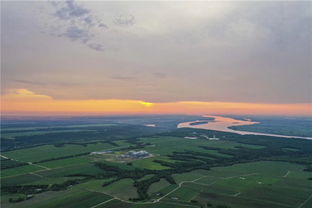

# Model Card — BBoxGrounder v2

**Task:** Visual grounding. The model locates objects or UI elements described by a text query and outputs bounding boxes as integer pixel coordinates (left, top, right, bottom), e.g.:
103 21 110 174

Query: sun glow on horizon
139 101 154 107
1 89 311 116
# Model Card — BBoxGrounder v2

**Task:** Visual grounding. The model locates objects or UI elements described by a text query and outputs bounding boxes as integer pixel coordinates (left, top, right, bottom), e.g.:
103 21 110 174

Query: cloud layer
1 1 311 106
50 0 108 51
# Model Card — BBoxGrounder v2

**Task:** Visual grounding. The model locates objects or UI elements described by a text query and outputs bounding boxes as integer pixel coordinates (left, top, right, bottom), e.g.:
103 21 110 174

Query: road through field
0 154 50 171
87 172 261 208
297 192 312 208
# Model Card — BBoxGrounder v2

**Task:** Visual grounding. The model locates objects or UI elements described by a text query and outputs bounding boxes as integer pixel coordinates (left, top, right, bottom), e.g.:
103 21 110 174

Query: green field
2 129 96 140
1 124 312 208
101 178 138 200
1 165 45 178
2 123 115 132
165 161 312 208
37 156 92 168
2 143 115 163
2 187 112 208
139 136 260 156
148 179 171 195
132 156 173 170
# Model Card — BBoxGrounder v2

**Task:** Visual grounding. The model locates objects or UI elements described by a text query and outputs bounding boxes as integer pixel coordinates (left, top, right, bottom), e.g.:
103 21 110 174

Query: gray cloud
152 72 167 79
61 26 91 43
53 0 89 20
98 23 108 29
114 14 135 26
50 0 106 50
13 80 45 86
111 75 137 81
88 43 105 51
12 79 80 87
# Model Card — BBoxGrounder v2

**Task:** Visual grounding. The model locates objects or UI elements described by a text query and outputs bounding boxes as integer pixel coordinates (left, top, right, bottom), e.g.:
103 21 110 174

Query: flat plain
1 116 312 208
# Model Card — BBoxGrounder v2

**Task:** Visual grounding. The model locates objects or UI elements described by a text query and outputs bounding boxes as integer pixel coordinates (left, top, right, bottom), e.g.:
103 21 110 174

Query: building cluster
200 134 220 141
122 150 150 159
90 150 112 155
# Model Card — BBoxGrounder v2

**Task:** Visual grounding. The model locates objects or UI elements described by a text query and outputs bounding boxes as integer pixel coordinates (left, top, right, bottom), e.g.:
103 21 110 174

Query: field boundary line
232 194 292 208
1 158 96 179
28 162 50 170
162 201 199 207
90 198 115 208
0 155 9 159
30 172 44 178
297 192 312 208
222 172 258 179
232 192 241 197
191 181 216 186
283 170 290 178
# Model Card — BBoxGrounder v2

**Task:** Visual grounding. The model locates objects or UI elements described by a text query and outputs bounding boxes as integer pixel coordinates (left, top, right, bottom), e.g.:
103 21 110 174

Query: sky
1 0 312 116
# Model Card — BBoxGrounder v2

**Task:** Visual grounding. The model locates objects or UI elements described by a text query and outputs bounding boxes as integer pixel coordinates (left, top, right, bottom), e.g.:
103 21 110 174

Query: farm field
131 156 173 170
2 129 97 140
2 187 113 208
13 161 306 208
1 119 312 208
188 162 312 208
1 143 116 163
95 161 312 208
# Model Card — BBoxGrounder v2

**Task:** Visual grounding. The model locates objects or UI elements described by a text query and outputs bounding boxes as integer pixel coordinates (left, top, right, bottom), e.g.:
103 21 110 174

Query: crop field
1 165 45 178
164 161 312 208
131 156 173 170
1 122 312 208
1 123 116 132
172 170 211 183
86 161 312 208
1 143 116 163
139 136 265 158
2 129 97 140
37 156 92 168
101 178 138 200
3 187 113 208
140 137 245 155
38 163 105 178
148 179 171 195
25 160 309 208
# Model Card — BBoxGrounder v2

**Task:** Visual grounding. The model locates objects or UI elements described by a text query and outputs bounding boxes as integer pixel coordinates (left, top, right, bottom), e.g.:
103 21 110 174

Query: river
177 115 312 140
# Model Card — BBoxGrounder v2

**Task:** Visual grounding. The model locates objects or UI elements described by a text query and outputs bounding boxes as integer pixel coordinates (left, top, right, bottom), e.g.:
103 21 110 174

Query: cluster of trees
1 158 27 170
2 185 49 195
133 176 162 200
50 178 87 191
95 162 152 180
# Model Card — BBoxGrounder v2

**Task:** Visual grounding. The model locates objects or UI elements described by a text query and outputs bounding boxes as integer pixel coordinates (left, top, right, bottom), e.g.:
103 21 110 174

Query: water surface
177 115 312 140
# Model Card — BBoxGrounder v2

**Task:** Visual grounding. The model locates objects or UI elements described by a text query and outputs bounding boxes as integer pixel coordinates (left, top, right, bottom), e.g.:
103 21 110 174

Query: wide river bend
177 115 312 140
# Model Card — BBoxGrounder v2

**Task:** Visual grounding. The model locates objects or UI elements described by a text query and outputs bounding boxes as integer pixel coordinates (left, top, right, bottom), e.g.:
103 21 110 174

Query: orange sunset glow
1 89 310 116
1 1 311 117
